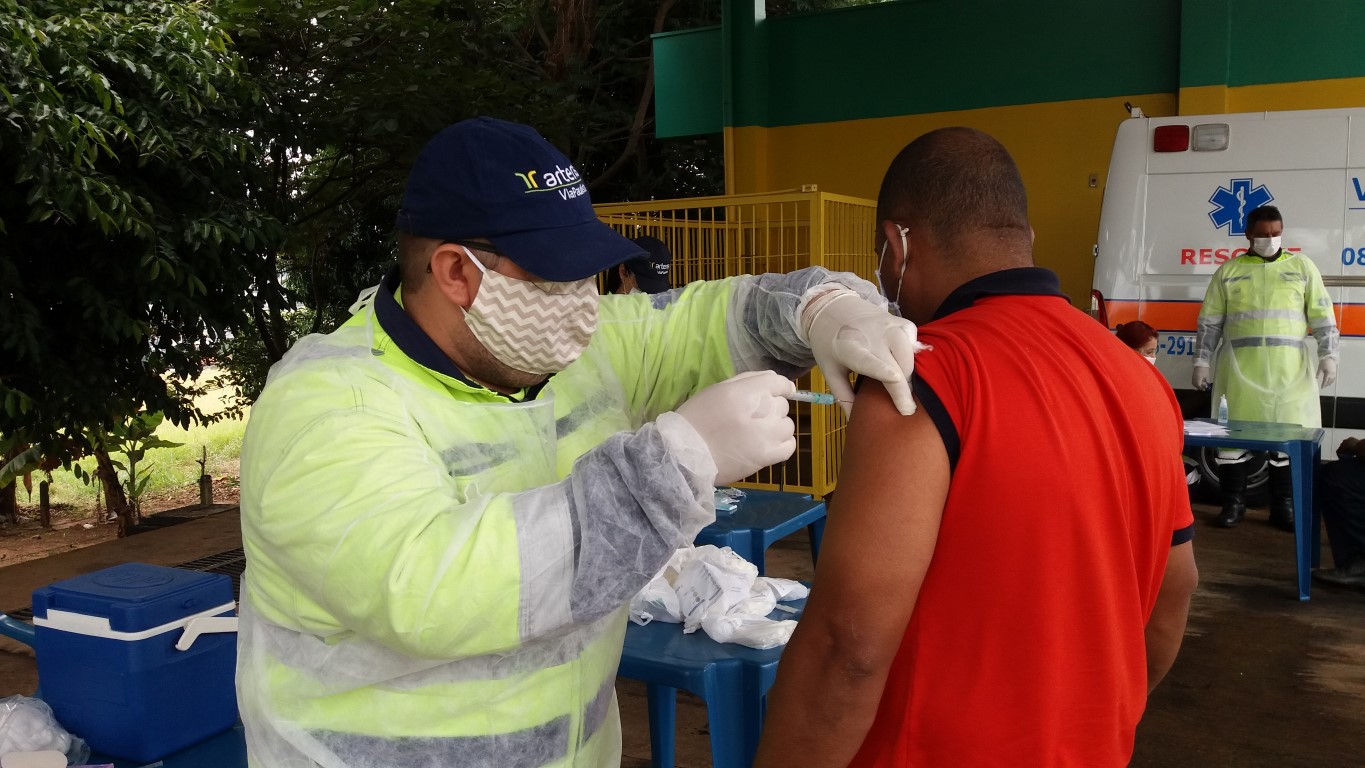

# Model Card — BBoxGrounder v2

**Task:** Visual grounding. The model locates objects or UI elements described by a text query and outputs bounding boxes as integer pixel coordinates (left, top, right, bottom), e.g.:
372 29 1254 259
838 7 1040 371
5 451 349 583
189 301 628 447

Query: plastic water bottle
1217 395 1229 425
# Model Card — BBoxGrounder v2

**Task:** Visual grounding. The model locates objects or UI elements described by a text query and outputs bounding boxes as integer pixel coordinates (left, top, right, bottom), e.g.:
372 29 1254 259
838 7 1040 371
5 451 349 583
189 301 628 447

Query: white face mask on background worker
1251 235 1282 257
460 246 599 375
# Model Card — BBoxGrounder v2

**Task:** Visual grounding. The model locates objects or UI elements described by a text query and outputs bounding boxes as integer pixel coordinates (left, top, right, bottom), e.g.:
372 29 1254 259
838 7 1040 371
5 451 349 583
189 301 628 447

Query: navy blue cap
396 117 644 281
626 236 673 293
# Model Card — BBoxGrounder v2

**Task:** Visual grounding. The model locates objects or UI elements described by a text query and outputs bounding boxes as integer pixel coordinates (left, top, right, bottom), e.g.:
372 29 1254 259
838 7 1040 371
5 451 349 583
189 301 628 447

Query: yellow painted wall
725 93 1179 308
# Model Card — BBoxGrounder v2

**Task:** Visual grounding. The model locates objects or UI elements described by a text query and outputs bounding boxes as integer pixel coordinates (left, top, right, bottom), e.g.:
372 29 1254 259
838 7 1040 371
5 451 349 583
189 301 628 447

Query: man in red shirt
755 128 1198 767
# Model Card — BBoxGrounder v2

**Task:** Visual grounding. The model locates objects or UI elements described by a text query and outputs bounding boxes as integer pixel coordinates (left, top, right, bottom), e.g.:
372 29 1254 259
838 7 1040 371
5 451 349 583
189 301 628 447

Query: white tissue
701 614 799 650
628 546 807 648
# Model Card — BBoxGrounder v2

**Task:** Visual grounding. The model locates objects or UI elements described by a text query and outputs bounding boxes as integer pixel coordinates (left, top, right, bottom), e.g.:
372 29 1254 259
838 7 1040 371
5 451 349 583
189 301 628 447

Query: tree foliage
0 0 280 462
1 0 869 464
211 0 728 401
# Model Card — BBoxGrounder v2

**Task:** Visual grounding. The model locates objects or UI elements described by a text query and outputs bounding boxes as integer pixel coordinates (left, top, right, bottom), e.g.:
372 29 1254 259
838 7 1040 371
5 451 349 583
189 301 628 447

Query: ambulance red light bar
1153 125 1190 152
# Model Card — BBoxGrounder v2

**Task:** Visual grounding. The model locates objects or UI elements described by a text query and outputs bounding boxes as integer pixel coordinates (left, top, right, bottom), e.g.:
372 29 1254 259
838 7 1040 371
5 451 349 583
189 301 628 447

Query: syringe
784 389 842 405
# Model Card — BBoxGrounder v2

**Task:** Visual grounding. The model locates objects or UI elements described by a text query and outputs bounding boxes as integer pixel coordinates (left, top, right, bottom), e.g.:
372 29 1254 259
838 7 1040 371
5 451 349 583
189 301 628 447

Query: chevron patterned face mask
461 247 599 375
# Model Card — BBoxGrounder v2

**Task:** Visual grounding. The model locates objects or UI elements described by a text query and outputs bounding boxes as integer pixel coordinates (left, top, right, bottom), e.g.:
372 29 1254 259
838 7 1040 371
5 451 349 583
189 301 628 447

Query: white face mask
1251 236 1282 257
1144 354 1157 365
461 247 598 375
877 224 910 318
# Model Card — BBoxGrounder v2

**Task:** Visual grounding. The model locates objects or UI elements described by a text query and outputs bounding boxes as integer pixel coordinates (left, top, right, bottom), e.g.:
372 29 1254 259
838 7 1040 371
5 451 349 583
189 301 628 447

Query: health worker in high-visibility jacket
1193 204 1338 530
235 117 924 768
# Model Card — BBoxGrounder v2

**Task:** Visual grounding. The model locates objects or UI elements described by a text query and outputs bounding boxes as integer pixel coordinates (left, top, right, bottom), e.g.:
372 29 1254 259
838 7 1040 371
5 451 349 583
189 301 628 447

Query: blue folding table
1183 418 1323 601
618 597 806 768
694 489 826 574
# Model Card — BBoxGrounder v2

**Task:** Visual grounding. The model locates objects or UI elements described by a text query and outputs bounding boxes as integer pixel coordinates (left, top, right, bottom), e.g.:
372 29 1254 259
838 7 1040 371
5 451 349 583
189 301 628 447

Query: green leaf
0 447 42 490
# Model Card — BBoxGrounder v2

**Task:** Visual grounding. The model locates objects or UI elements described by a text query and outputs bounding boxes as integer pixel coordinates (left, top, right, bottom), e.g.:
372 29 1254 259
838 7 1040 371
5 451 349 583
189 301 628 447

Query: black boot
1216 461 1248 528
1268 464 1296 532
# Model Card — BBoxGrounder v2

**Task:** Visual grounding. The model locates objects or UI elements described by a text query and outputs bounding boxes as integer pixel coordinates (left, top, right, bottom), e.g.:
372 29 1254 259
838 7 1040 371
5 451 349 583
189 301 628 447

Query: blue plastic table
695 490 826 574
618 597 805 768
1183 418 1323 601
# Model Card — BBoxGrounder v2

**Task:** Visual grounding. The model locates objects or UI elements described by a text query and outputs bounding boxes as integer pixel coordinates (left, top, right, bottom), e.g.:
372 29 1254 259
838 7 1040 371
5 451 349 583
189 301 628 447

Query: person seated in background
604 235 672 294
1116 320 1158 363
1315 437 1365 588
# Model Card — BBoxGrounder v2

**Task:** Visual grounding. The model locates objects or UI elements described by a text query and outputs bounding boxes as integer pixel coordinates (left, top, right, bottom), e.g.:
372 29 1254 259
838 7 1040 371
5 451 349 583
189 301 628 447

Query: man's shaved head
876 127 1030 247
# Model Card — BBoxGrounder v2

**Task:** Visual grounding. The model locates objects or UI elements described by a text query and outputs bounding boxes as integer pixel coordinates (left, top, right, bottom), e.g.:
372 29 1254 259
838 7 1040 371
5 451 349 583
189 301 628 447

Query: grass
19 375 247 514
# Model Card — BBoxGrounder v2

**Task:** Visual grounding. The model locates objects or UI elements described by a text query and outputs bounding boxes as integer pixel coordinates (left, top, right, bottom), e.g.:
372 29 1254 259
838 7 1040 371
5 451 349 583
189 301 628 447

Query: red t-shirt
850 269 1194 768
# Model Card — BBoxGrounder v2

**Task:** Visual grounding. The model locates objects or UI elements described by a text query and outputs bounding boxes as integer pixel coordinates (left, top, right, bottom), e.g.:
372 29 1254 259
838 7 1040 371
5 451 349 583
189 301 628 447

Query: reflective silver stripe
1228 336 1306 348
311 716 570 768
255 606 617 690
1222 275 1252 284
582 674 616 741
1310 315 1338 330
384 613 619 689
1225 309 1310 323
441 441 520 476
514 485 576 641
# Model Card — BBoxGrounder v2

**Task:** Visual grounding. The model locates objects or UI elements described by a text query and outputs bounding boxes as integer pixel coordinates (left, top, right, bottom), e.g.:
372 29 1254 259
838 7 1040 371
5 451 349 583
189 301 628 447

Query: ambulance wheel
1191 449 1270 506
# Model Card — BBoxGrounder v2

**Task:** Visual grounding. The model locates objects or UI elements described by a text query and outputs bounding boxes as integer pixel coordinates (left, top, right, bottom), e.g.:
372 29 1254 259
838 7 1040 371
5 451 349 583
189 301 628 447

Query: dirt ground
0 474 240 568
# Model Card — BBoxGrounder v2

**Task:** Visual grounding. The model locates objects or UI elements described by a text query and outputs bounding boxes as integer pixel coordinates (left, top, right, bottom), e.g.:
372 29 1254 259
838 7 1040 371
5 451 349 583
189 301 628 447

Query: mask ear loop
460 245 489 274
879 224 910 305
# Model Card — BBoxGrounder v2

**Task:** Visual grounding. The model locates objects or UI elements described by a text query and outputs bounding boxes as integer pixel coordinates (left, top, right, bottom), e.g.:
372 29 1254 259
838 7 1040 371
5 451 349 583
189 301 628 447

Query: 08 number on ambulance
1092 107 1365 474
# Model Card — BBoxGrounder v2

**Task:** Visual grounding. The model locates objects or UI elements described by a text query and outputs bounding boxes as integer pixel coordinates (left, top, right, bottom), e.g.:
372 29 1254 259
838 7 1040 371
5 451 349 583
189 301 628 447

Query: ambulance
1091 106 1365 495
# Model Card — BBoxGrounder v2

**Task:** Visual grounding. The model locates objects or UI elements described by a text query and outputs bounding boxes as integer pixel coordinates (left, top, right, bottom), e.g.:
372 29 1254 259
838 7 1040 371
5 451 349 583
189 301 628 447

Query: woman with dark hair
1117 319 1202 493
1116 320 1158 364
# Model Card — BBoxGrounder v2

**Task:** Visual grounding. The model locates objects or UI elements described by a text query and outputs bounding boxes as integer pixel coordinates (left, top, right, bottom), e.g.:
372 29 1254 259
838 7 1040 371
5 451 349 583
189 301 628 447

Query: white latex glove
675 371 797 485
1318 357 1338 389
801 290 923 416
1191 364 1211 391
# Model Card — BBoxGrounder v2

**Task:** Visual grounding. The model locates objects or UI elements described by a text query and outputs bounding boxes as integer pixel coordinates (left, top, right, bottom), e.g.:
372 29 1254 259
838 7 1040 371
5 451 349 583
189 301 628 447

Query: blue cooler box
31 563 239 763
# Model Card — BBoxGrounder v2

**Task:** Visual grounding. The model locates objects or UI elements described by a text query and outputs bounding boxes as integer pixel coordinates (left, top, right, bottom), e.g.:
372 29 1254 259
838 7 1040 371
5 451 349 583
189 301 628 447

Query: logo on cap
514 164 585 199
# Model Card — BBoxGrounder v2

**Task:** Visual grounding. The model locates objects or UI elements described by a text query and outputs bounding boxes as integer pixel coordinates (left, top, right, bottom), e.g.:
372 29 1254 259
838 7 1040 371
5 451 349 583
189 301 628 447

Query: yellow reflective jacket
1194 250 1337 427
237 267 880 767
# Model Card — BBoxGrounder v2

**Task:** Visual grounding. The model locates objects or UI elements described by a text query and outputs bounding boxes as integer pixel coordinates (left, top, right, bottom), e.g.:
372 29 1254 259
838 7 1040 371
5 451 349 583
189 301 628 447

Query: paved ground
2 501 1362 767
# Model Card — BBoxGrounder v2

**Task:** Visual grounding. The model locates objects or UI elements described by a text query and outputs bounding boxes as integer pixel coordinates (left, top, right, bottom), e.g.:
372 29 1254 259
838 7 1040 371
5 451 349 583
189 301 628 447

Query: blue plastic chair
695 490 826 574
1 613 39 698
618 597 806 768
0 613 36 648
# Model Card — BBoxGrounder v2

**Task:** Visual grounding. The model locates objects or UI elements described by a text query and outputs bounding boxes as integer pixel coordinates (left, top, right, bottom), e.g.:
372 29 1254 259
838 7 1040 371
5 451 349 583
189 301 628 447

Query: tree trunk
0 481 14 525
38 481 50 529
586 0 677 192
94 446 133 537
1 445 17 523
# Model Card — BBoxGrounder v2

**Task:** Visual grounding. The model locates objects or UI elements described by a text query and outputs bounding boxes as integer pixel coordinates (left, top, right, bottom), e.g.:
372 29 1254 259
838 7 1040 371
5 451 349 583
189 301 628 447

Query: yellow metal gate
595 186 878 498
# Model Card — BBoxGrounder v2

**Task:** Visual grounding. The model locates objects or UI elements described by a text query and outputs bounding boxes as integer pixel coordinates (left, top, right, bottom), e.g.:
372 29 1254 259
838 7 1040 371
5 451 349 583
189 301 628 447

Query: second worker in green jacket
1193 203 1339 530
